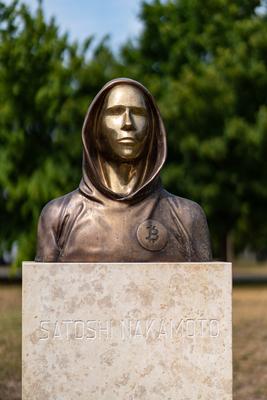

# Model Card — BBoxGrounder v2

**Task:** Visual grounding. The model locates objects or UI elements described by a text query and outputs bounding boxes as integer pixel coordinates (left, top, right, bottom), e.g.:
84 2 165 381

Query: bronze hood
79 78 167 202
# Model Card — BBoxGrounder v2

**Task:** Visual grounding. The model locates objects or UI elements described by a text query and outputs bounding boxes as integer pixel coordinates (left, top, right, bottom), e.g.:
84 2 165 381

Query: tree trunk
226 233 234 262
220 231 234 261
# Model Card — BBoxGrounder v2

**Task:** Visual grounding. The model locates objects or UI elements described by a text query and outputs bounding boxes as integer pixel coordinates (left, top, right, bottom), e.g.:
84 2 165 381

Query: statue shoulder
179 196 207 226
161 190 212 261
35 189 82 262
39 189 80 229
162 190 206 226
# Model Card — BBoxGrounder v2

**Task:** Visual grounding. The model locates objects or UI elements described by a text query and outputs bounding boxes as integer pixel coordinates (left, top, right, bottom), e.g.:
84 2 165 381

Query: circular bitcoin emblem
137 219 168 252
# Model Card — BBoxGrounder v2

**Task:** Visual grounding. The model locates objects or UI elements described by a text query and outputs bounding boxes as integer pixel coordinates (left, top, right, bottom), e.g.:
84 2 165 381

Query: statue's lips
117 137 136 144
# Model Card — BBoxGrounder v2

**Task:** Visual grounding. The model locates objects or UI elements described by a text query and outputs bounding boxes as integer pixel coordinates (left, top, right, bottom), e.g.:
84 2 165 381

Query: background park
0 0 267 398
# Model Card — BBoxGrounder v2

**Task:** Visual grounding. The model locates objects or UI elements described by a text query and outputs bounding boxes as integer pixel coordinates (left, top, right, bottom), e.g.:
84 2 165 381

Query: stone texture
22 262 232 400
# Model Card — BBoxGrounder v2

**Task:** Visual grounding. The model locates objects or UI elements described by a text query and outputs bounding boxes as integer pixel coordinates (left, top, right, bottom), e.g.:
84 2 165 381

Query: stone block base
22 262 232 399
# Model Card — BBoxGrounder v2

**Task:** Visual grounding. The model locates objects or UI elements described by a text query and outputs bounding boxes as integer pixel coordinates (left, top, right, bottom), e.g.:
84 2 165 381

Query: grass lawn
0 283 267 399
0 285 21 400
233 286 267 400
233 261 267 276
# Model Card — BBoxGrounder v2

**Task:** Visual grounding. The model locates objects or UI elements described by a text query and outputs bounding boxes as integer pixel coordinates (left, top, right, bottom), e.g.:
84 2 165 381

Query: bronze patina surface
35 78 212 262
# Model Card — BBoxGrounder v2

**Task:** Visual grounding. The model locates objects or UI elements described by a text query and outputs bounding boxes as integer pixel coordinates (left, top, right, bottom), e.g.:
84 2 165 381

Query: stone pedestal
22 262 232 400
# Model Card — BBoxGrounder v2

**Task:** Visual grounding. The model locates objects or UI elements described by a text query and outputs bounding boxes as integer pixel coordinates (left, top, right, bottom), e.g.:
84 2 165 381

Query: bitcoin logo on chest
146 224 159 243
137 219 168 251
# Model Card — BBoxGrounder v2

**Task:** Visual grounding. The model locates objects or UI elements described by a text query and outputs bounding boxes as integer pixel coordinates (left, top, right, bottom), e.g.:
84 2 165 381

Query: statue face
100 84 149 161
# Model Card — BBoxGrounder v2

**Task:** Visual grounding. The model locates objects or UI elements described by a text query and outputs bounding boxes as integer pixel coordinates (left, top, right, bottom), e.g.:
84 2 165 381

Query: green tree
0 1 117 267
120 0 267 259
2 0 267 265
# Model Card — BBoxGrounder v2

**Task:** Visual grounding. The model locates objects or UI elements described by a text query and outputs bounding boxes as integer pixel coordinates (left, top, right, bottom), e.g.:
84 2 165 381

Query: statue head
80 78 167 200
98 84 150 162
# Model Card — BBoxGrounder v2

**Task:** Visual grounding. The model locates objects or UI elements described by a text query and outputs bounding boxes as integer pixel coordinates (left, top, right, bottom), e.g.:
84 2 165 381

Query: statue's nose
122 108 135 130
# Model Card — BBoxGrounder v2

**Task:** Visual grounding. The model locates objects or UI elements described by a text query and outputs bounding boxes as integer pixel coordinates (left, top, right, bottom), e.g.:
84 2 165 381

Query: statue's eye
132 107 147 116
106 106 124 115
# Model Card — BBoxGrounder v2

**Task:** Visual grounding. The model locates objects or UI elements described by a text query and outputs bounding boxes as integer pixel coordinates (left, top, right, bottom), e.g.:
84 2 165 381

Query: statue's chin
115 151 140 162
100 147 144 163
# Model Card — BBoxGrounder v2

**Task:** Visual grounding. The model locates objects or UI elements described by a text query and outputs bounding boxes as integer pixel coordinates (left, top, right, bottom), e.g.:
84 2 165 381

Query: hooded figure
35 78 212 262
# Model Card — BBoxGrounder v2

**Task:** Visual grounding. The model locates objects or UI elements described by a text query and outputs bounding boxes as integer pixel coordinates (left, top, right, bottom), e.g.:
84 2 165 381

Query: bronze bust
35 78 212 262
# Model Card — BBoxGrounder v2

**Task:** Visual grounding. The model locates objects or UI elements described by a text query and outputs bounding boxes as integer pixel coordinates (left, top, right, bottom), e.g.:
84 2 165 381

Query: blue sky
5 0 147 51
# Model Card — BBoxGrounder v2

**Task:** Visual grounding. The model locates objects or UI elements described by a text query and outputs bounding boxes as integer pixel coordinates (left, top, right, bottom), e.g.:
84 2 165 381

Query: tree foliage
1 0 267 264
120 0 267 258
0 1 117 266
